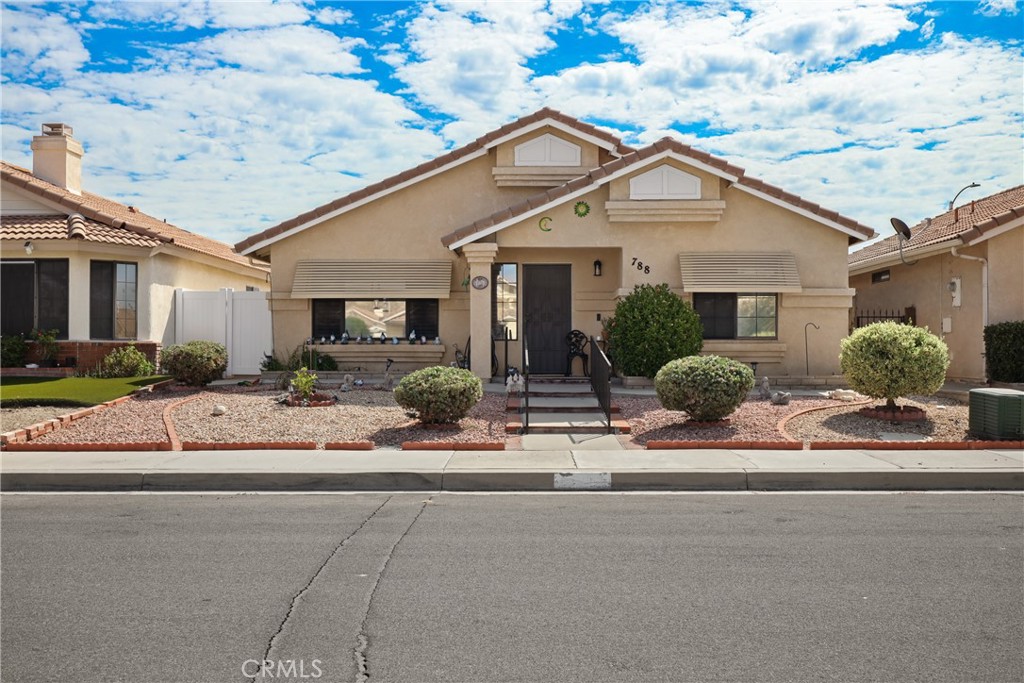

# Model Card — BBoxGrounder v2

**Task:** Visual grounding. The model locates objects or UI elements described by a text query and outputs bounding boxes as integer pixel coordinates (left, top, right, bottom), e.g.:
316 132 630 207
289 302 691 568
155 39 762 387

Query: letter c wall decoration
538 216 552 231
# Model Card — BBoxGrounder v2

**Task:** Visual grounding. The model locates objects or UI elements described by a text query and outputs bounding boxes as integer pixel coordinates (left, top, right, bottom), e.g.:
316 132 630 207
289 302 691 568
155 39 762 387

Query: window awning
292 260 452 299
678 252 802 292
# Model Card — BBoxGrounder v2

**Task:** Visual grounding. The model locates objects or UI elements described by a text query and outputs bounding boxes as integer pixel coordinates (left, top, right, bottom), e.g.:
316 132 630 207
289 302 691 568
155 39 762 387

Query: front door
523 264 571 374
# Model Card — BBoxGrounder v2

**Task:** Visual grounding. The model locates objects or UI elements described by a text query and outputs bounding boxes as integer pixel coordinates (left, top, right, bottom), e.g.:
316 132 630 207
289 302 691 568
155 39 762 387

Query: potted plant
31 328 60 367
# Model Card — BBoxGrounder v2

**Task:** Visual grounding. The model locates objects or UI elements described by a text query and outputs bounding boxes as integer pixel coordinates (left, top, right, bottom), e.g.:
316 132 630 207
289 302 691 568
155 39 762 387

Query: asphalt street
1 492 1022 683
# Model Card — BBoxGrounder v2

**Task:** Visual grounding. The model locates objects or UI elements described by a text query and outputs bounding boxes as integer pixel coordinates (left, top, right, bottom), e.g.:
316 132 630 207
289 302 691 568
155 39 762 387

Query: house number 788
631 257 651 274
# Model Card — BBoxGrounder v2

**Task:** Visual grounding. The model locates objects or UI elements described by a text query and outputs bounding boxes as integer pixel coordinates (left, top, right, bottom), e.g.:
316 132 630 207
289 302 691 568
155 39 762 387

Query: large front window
312 299 438 340
0 259 69 337
694 293 777 340
90 261 137 339
491 263 518 340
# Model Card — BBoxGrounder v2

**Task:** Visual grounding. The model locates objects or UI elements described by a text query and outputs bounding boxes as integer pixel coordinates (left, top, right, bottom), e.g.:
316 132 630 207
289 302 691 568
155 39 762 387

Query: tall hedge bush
984 321 1024 383
161 340 228 386
840 322 949 408
606 283 703 379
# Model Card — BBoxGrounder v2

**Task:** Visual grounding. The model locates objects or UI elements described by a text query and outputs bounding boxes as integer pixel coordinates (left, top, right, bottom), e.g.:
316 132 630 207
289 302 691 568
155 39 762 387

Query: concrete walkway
2 446 1020 492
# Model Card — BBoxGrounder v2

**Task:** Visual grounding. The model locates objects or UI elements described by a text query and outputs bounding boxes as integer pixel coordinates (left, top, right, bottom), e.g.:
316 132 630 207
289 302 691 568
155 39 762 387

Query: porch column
461 243 499 380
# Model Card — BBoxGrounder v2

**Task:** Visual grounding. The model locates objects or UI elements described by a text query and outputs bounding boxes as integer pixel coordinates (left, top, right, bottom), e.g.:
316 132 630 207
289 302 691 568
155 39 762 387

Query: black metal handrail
522 327 530 434
590 336 612 434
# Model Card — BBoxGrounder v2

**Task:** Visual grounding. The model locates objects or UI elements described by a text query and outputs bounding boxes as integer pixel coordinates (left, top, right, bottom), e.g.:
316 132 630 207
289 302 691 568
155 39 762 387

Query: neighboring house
849 186 1024 381
235 108 875 379
1 123 270 370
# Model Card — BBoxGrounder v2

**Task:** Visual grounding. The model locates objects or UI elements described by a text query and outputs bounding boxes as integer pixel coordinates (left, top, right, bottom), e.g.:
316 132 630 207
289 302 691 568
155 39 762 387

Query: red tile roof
1 161 267 271
234 107 635 254
441 137 875 247
848 185 1024 267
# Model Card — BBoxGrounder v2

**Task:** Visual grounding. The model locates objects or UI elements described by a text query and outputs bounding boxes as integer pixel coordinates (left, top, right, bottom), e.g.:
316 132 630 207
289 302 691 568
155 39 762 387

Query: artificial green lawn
0 376 169 407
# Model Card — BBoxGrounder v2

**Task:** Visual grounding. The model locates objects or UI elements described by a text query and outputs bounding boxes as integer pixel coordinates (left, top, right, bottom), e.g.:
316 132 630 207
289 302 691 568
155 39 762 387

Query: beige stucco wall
987 227 1024 325
265 147 549 361
494 176 855 376
261 136 860 377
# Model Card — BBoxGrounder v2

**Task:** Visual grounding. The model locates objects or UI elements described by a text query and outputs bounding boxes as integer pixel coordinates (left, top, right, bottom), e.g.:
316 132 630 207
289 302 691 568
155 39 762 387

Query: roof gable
442 137 874 249
234 108 633 255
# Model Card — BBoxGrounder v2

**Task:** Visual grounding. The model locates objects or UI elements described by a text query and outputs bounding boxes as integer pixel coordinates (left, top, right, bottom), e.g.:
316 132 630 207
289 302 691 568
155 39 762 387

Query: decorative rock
759 376 772 400
770 391 791 405
828 389 860 401
354 379 364 387
343 374 354 385
211 404 228 416
339 383 351 393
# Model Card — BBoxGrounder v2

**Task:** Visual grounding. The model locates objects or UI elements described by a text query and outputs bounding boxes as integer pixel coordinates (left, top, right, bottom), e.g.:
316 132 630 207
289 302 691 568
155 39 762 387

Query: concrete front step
507 397 620 413
506 411 631 435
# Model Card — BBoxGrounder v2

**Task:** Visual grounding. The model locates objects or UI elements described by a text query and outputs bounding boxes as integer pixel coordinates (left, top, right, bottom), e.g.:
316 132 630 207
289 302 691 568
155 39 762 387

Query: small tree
840 322 949 409
606 283 703 379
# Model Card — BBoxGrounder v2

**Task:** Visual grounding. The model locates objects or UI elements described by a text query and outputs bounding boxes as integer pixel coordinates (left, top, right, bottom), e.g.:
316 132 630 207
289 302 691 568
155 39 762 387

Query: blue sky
2 1 1021 250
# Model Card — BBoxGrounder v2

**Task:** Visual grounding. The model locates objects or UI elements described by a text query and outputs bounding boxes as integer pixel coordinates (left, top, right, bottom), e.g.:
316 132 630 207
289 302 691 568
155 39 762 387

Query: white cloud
313 7 352 25
0 6 90 79
392 0 582 140
166 25 367 74
84 0 310 29
977 0 1019 16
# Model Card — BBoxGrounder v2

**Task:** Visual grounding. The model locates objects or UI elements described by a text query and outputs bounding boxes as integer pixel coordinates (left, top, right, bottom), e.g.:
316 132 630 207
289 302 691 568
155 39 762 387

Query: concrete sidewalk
2 447 1021 492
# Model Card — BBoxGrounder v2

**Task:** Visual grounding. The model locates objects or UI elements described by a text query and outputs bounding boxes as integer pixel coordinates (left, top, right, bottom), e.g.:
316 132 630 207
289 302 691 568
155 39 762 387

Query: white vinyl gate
174 289 272 376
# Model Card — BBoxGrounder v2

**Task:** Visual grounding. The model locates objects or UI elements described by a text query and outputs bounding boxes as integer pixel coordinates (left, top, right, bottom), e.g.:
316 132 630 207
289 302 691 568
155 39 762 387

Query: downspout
950 244 988 378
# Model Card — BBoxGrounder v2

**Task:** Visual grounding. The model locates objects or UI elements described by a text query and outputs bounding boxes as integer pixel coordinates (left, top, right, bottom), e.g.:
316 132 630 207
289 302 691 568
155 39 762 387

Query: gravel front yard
6 386 974 448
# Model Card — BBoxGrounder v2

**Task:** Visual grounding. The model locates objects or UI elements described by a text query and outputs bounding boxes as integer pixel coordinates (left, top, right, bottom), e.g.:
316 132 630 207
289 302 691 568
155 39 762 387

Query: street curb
4 468 1021 492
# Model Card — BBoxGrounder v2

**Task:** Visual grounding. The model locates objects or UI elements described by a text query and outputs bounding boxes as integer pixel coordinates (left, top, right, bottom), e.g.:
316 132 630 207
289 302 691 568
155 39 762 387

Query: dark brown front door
523 264 571 374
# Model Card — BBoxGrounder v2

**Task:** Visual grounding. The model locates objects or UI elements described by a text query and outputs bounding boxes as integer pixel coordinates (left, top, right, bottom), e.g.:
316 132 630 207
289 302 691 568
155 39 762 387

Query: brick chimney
30 123 83 195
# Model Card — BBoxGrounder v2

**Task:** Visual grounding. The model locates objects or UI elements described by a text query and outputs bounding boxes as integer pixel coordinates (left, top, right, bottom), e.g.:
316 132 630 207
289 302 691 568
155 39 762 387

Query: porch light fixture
593 260 602 277
23 241 33 255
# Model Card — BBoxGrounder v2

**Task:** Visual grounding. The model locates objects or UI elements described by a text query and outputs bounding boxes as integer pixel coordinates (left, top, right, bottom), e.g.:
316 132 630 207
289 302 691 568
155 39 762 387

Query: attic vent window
630 165 701 200
871 269 891 284
514 133 581 167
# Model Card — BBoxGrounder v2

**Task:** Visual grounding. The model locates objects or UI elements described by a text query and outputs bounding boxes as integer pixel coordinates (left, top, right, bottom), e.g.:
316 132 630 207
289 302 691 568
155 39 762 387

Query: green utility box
968 388 1024 440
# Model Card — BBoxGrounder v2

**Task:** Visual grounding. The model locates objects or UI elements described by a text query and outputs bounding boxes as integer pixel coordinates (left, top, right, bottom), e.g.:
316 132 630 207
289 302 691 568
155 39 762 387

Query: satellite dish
889 217 917 266
890 217 912 241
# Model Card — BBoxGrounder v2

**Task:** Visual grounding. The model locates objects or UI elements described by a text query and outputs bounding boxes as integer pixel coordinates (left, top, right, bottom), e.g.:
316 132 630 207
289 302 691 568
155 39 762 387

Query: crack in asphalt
249 496 393 683
354 496 432 682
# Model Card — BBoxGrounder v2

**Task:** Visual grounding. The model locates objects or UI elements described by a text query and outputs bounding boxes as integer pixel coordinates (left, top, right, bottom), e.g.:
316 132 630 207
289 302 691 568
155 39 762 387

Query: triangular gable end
444 144 874 250
235 109 631 256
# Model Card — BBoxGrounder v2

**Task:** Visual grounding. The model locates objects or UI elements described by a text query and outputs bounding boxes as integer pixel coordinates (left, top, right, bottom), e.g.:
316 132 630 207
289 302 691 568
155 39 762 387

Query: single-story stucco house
1 123 270 371
235 108 876 380
849 185 1024 381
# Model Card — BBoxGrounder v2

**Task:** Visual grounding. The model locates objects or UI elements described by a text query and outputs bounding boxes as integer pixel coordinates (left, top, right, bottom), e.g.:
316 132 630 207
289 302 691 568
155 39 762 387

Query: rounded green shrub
655 355 755 421
100 344 155 378
161 340 228 386
1 335 28 368
840 322 949 408
394 366 483 424
606 283 703 379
